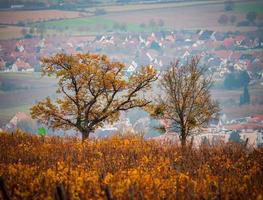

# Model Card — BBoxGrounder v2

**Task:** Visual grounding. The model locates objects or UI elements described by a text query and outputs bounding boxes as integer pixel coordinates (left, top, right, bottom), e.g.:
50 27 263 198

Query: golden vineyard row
0 131 262 200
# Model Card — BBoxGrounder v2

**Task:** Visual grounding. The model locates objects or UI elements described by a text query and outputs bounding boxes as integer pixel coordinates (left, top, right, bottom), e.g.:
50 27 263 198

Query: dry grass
0 131 262 199
0 10 82 24
106 1 256 32
0 26 25 40
0 73 57 126
223 104 263 119
92 0 222 13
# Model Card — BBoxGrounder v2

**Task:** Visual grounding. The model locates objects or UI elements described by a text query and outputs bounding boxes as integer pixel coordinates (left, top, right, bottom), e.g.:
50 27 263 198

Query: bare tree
147 57 219 147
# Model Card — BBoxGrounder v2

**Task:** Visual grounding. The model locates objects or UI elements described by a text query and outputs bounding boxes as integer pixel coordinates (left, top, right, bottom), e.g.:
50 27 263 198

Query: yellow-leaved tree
31 53 157 140
147 57 220 147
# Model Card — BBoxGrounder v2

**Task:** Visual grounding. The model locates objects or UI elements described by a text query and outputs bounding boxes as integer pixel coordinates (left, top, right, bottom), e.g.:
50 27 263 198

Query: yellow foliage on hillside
0 131 262 199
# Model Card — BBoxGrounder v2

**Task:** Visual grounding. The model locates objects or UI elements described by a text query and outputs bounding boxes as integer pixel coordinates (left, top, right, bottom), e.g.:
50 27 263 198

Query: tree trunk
180 134 188 159
82 130 91 141
180 128 187 149
181 137 186 148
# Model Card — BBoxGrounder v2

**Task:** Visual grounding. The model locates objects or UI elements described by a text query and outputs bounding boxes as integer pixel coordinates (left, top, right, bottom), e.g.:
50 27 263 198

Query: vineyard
0 131 262 199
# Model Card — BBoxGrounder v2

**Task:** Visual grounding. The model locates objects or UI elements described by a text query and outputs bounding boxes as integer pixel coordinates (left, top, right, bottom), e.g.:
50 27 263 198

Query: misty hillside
1 0 182 9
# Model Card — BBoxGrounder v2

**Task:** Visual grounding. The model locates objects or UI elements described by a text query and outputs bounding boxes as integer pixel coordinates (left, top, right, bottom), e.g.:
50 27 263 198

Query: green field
31 0 263 36
0 104 31 122
32 0 225 34
1 0 260 40
235 2 263 13
42 16 113 29
34 16 164 34
90 0 223 13
0 73 57 126
0 72 41 78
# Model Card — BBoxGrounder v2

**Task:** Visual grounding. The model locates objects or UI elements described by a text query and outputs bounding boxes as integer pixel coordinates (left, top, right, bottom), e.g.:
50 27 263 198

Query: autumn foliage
0 131 263 200
31 53 157 140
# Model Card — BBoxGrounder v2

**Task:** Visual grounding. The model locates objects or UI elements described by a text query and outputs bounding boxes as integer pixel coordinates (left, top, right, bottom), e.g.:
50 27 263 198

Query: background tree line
224 70 250 89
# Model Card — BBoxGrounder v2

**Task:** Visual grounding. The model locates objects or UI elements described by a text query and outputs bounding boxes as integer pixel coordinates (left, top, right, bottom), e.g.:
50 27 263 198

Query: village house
5 112 32 132
0 58 6 70
11 58 33 72
127 60 138 73
15 40 25 52
199 30 214 41
0 29 261 84
239 130 263 148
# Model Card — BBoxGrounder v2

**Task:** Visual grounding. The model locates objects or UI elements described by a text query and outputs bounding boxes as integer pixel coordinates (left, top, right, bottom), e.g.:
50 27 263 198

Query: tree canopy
246 12 257 23
31 53 157 140
224 71 250 89
240 85 250 105
147 57 219 147
229 131 243 143
224 0 234 11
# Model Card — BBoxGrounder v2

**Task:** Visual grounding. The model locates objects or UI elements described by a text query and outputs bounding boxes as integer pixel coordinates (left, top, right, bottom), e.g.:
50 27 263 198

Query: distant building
256 131 263 147
11 58 33 72
194 132 229 146
127 60 138 73
5 112 32 132
11 4 24 9
94 117 135 138
0 58 6 70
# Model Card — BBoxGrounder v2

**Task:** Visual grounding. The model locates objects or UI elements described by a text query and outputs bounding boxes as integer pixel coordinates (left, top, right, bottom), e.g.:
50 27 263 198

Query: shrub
246 11 257 23
224 0 234 11
94 8 107 16
0 132 262 199
237 20 250 27
218 14 228 25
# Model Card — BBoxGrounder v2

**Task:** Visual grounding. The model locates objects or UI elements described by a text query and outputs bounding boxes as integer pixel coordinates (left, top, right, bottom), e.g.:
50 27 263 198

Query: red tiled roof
14 59 31 69
0 58 5 68
165 35 175 42
235 35 245 43
15 112 31 121
9 112 31 125
213 50 232 60
223 38 234 47
250 114 263 122
230 52 241 60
